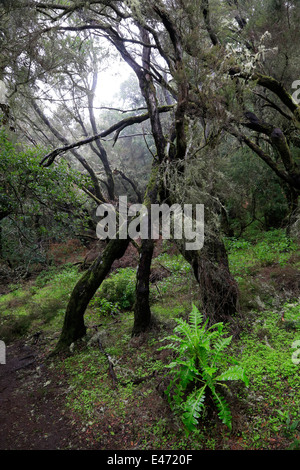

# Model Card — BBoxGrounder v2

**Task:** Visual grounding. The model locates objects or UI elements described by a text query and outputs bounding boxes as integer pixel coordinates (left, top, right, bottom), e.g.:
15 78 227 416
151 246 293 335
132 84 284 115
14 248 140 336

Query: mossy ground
0 230 300 450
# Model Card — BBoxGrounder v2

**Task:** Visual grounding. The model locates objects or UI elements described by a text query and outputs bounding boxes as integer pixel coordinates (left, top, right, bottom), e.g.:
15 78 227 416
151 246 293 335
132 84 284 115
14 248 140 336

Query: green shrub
253 230 297 266
159 304 249 433
154 253 191 274
98 267 136 309
35 264 79 288
89 297 120 316
224 238 252 252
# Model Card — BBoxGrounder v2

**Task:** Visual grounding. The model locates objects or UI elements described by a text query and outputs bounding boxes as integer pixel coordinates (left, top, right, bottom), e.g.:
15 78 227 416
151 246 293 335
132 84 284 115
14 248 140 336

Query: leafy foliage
97 267 137 310
0 128 87 216
0 128 88 268
225 229 298 278
160 304 249 432
89 297 121 317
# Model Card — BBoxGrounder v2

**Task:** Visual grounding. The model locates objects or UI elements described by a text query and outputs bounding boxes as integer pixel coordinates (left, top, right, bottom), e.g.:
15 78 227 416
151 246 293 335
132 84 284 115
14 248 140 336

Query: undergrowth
0 228 299 449
159 304 249 433
225 228 298 277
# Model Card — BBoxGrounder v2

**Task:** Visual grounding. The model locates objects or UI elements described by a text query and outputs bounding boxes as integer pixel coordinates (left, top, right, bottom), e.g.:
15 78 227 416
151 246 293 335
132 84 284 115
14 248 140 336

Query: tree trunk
54 236 130 353
285 188 299 231
131 160 161 336
179 235 239 324
132 238 155 336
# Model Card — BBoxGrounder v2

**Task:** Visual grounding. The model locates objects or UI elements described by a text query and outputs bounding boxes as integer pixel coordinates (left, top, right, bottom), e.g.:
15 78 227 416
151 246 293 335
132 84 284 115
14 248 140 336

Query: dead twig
92 325 118 389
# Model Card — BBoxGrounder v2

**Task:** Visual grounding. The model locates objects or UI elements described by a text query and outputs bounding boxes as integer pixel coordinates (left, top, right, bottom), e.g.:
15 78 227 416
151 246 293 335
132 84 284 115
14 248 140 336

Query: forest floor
0 231 300 452
0 338 84 450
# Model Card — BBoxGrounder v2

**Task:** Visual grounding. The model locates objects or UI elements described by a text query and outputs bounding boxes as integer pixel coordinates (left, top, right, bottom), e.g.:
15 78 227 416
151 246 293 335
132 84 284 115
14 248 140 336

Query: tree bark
54 236 130 353
131 160 161 335
87 70 115 200
132 238 155 336
285 188 299 234
178 235 239 324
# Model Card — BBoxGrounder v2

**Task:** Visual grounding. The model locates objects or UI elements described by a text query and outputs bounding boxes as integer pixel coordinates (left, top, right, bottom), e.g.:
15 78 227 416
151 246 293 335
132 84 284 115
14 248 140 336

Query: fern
211 388 233 430
182 386 206 432
215 365 249 387
188 303 205 342
212 335 233 367
159 304 249 433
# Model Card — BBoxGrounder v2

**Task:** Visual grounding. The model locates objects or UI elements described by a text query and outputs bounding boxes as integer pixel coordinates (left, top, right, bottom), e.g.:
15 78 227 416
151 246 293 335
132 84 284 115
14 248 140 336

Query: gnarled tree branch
40 105 174 167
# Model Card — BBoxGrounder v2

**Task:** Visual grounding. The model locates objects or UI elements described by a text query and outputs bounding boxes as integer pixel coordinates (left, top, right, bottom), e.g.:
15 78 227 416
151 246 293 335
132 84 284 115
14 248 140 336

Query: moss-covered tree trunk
179 235 239 324
132 238 155 336
286 188 299 234
54 237 130 353
131 161 160 335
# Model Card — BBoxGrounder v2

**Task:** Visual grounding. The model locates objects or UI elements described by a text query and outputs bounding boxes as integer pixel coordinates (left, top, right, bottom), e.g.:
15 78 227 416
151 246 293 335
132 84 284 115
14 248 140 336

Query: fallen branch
121 371 156 386
92 325 118 389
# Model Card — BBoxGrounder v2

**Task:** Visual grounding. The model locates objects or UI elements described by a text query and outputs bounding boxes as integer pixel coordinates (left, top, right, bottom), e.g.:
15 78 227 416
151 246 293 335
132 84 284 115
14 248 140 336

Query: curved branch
242 111 298 175
40 105 174 166
31 99 105 202
229 68 300 119
113 169 143 203
229 126 299 189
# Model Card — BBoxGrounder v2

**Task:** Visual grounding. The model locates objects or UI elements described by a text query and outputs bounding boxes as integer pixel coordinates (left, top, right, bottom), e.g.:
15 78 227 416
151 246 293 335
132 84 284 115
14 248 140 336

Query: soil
0 337 175 451
0 336 287 452
0 239 176 451
0 340 83 450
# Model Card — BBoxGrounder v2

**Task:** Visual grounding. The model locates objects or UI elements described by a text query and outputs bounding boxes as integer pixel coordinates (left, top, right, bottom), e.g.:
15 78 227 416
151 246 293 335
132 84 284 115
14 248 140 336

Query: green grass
283 301 300 329
229 304 300 448
152 253 192 274
225 229 298 277
0 264 81 343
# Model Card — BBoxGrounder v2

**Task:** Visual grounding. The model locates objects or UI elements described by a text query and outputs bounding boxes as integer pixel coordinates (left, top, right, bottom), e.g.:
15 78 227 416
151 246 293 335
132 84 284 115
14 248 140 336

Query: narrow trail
0 339 85 450
0 338 143 451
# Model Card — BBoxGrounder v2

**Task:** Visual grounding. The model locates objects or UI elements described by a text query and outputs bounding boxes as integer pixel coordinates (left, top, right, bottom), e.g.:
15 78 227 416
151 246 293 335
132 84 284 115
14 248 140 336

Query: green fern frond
200 366 216 390
215 365 249 387
188 303 205 337
174 318 195 345
197 345 210 368
212 335 233 367
211 389 232 430
170 360 199 389
160 304 249 433
182 386 206 432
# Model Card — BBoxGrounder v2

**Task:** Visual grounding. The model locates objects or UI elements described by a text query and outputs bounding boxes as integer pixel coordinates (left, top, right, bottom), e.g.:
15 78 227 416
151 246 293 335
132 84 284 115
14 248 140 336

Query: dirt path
0 339 89 450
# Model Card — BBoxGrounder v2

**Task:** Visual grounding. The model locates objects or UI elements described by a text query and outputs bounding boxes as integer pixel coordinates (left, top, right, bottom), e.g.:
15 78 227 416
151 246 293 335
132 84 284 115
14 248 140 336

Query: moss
54 237 130 353
143 161 161 208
